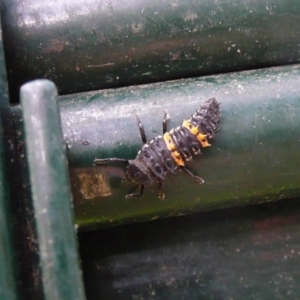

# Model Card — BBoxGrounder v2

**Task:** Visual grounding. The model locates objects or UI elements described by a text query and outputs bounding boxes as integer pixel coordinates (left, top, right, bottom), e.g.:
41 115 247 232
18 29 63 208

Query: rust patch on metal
70 168 112 201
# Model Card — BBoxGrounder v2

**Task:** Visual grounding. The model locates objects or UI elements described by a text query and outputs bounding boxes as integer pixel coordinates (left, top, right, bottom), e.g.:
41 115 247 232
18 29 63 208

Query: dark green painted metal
79 197 300 299
0 128 17 300
2 0 300 102
0 14 18 300
9 107 44 300
20 80 86 300
61 64 300 229
12 65 300 230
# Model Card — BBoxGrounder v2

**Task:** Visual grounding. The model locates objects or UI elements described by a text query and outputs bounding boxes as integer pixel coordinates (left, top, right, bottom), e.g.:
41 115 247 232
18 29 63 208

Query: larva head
126 160 152 185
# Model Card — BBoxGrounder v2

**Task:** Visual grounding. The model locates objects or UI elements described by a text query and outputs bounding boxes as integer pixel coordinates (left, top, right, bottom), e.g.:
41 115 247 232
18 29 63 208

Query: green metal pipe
13 65 300 230
78 198 300 299
2 0 300 102
20 80 86 300
63 64 300 229
0 122 17 299
0 15 18 299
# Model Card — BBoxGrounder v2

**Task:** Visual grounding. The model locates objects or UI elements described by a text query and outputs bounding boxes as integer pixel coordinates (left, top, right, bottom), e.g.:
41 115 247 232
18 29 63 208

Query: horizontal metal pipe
64 64 300 229
2 0 300 102
12 64 300 230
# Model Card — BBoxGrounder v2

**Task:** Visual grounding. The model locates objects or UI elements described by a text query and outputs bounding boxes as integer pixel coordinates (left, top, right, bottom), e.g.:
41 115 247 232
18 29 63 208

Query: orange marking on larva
182 120 199 135
171 151 185 166
196 133 211 147
183 120 211 147
163 132 185 166
163 132 176 151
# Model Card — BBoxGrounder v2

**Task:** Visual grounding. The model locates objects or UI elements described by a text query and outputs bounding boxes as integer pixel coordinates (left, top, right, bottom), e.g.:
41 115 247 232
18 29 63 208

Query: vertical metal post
21 79 86 300
0 120 17 299
0 12 18 300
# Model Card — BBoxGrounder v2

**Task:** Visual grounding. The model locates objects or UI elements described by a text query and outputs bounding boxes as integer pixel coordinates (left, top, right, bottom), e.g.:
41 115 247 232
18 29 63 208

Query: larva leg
94 158 128 165
135 114 147 144
126 185 145 198
162 111 169 134
180 166 205 184
157 179 165 200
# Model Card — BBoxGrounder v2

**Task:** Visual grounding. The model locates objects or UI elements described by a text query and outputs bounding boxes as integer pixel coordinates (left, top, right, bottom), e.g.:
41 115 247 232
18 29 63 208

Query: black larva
94 98 220 199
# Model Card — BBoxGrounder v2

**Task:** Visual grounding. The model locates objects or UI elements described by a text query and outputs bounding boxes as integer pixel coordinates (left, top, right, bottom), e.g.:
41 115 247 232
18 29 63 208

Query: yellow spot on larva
163 132 176 151
197 133 211 147
182 120 199 135
183 120 211 147
163 132 185 166
171 151 184 166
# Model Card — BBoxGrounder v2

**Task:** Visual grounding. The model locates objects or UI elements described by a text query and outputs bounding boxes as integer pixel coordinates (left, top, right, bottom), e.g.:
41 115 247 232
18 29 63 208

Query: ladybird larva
94 98 220 199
